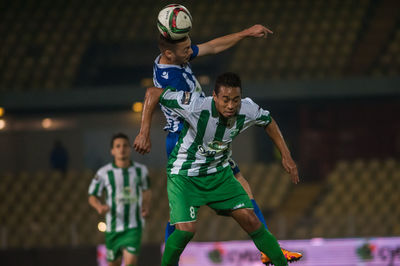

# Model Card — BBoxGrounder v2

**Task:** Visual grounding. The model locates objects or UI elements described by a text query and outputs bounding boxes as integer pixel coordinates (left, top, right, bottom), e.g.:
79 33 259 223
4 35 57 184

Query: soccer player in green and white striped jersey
89 133 151 266
136 72 299 266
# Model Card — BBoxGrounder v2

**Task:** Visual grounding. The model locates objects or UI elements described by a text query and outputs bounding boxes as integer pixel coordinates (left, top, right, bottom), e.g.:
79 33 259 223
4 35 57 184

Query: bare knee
232 209 262 233
246 211 262 231
175 221 197 234
123 250 138 266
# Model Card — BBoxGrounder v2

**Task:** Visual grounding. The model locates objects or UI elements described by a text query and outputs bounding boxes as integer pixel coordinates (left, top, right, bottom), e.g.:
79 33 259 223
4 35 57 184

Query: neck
114 159 130 168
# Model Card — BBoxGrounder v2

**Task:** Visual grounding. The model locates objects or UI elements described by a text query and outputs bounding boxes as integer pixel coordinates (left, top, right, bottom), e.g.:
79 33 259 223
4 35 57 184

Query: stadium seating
292 158 400 239
0 162 293 247
0 158 399 247
372 28 400 77
1 0 400 91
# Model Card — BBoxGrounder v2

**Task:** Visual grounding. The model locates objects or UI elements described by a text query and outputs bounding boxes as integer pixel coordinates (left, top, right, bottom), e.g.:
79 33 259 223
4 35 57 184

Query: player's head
158 34 193 65
213 72 242 118
110 133 131 161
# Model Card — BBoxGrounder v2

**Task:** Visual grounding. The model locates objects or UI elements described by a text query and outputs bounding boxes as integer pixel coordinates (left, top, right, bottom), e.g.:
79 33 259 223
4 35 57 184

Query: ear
164 49 174 60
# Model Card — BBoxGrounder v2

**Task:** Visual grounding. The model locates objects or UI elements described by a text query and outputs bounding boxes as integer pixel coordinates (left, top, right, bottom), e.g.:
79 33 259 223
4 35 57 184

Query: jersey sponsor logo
161 71 169 79
198 141 229 156
207 140 228 151
181 92 192 105
198 145 216 156
116 187 138 204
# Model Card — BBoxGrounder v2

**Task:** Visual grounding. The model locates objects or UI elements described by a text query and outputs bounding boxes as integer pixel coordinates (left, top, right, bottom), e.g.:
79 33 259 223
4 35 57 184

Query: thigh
207 170 252 211
167 175 200 225
123 249 138 266
121 228 142 255
105 232 123 262
234 172 254 199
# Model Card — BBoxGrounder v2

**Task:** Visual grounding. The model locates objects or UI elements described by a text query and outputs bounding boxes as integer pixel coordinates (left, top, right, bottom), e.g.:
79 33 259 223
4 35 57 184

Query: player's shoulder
239 97 264 117
184 91 209 110
96 163 113 177
154 57 184 76
240 97 259 111
155 67 187 88
131 161 148 173
95 163 113 179
241 97 257 105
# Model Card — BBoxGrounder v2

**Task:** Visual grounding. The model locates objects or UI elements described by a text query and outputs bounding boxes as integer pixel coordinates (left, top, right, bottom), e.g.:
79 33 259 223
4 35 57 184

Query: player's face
213 86 242 118
111 138 131 161
172 37 193 65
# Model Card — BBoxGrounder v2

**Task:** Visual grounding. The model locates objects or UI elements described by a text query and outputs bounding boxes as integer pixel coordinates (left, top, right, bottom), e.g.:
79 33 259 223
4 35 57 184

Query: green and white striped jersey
88 161 150 233
159 87 272 177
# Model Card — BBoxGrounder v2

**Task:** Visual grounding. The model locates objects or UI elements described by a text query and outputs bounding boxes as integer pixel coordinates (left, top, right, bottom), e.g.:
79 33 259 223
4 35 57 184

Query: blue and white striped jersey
153 44 203 132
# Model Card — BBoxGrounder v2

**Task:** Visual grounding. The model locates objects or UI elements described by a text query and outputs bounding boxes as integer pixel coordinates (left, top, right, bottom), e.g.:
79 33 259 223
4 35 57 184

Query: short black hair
111 133 130 148
214 72 242 95
158 34 189 53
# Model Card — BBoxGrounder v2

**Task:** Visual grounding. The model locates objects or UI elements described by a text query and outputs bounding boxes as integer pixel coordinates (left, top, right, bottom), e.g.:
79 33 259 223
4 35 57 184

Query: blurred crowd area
0 0 400 251
0 158 399 248
0 0 400 90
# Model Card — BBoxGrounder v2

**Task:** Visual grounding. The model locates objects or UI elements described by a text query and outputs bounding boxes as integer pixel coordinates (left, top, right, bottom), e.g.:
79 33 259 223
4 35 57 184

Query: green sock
161 229 194 266
249 225 287 266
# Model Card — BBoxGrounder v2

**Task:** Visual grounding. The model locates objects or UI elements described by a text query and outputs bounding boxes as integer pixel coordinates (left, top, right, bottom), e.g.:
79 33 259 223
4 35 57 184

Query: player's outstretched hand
282 156 300 184
133 133 151 155
242 24 273 38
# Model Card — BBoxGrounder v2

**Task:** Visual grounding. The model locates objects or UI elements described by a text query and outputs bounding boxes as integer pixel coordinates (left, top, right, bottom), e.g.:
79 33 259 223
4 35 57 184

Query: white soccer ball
157 4 192 40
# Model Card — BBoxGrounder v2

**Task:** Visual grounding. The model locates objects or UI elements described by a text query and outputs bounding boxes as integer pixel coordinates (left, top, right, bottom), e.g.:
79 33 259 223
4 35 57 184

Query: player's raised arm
265 118 300 184
134 87 164 155
197 24 273 56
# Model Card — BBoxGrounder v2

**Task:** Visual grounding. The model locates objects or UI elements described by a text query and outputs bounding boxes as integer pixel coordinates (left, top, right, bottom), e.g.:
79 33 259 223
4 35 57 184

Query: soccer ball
157 4 192 40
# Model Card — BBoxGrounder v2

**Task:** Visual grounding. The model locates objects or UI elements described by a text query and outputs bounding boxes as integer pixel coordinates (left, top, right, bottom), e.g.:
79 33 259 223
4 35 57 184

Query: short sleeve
159 86 201 119
189 44 199 61
88 172 104 197
242 97 272 127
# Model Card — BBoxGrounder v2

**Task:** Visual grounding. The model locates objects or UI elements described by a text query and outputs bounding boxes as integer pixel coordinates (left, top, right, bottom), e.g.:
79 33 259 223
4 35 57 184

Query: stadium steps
269 183 323 239
346 0 400 75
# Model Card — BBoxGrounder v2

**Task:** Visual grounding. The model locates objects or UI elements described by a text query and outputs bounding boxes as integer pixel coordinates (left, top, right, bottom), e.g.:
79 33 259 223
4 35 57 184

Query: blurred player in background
138 72 299 266
89 133 152 266
133 4 302 265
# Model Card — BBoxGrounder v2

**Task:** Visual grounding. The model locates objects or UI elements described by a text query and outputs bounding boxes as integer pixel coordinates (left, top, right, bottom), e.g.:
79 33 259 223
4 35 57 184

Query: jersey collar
155 54 188 69
112 160 133 169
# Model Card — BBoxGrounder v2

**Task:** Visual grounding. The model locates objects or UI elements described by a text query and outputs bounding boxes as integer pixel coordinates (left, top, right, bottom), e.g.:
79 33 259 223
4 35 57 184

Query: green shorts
167 166 253 225
105 227 142 261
